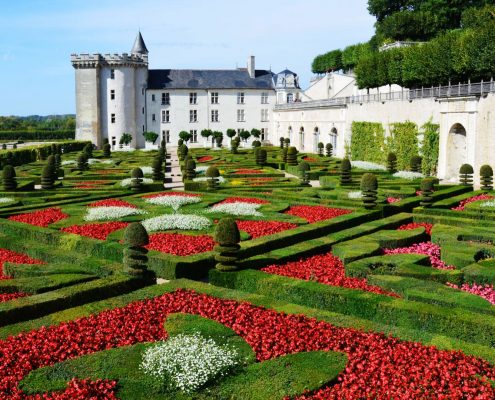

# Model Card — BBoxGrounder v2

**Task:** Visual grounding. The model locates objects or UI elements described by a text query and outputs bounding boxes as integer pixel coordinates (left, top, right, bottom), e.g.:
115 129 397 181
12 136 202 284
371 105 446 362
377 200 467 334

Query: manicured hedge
0 130 75 141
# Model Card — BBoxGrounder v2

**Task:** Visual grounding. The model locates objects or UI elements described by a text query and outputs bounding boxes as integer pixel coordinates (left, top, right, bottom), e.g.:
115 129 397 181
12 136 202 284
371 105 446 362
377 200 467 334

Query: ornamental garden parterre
0 141 494 399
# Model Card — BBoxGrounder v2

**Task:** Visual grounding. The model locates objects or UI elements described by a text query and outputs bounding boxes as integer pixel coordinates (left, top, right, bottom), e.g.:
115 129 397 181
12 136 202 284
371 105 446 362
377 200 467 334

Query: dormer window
110 69 115 79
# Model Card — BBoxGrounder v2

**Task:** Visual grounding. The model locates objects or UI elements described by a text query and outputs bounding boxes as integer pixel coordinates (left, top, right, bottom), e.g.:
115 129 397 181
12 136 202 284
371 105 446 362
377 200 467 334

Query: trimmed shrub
152 157 164 181
178 139 184 147
299 161 311 186
206 166 220 191
459 164 474 186
54 154 63 178
317 142 324 156
287 147 298 166
185 159 196 180
1 144 6 150
77 153 88 171
256 149 267 166
410 155 422 173
178 144 188 161
252 140 261 148
340 158 352 185
420 177 436 207
83 143 93 159
230 139 239 154
480 165 493 190
5 152 13 166
387 152 398 174
279 137 285 149
284 138 290 148
281 147 288 163
46 155 57 181
325 143 333 157
102 143 111 158
123 222 150 280
130 168 144 191
360 173 378 209
2 165 17 191
214 217 241 271
41 163 55 190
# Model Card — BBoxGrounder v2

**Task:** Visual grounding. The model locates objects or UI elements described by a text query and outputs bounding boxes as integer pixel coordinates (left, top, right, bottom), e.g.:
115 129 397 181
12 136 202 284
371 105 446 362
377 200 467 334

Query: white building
71 33 301 149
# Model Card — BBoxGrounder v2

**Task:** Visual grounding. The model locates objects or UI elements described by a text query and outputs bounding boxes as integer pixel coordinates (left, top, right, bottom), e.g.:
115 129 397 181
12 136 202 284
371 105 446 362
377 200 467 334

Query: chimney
247 56 255 78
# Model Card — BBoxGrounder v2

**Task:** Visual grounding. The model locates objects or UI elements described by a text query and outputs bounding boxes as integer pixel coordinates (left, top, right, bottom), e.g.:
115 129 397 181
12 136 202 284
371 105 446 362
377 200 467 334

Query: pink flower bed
387 197 401 204
61 222 129 241
87 199 137 208
384 242 455 270
217 197 269 205
8 208 69 227
397 222 434 236
262 252 398 297
446 282 495 305
1 289 493 398
451 194 495 211
146 233 215 256
284 205 352 223
142 192 200 199
235 220 297 239
234 169 264 174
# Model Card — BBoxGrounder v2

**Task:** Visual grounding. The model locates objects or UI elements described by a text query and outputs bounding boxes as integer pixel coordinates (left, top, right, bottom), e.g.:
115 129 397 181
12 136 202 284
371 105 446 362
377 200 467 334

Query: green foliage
284 138 290 148
420 177 436 207
120 133 133 146
83 143 93 159
123 223 150 279
350 122 385 164
387 152 397 174
387 122 419 171
2 165 17 191
185 159 196 180
341 42 373 71
215 218 240 271
459 163 474 185
325 143 333 157
130 168 144 191
420 121 440 176
77 153 88 171
103 143 111 158
256 149 267 166
286 147 298 166
179 131 192 143
206 166 220 190
480 165 493 190
143 131 159 144
41 164 55 190
279 137 285 149
299 161 311 186
152 157 164 181
226 129 237 139
123 222 149 247
410 155 422 173
250 129 261 138
340 158 352 185
201 129 212 139
361 173 378 209
252 140 261 148
213 131 223 147
311 49 343 73
239 130 251 142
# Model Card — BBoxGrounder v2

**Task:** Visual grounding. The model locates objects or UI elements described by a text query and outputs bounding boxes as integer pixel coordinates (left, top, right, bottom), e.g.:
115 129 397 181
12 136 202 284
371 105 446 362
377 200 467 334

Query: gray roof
278 69 297 76
148 69 275 90
131 31 148 54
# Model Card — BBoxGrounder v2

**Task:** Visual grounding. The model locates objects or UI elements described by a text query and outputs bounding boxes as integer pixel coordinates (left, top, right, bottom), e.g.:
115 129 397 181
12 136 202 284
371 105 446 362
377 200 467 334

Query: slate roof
131 31 148 54
148 69 275 90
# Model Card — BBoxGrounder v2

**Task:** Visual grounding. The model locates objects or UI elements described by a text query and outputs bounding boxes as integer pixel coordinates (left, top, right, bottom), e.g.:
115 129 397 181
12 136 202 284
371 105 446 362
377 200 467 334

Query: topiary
317 142 324 156
178 139 184 147
387 152 398 174
420 177 435 207
152 157 164 181
360 173 378 209
230 139 239 154
284 138 290 148
252 140 261 148
185 159 196 180
46 155 57 181
480 165 493 190
340 158 352 185
178 144 188 161
256 149 267 166
51 143 58 155
41 163 55 190
103 138 109 145
287 146 298 166
54 154 63 178
77 153 88 171
325 143 333 157
12 144 16 150
279 137 285 149
83 143 93 159
103 143 111 158
410 155 422 173
299 161 311 186
214 217 241 271
206 166 220 190
1 144 6 150
281 147 288 163
123 222 151 280
459 164 474 185
5 152 13 165
130 168 144 191
2 165 17 191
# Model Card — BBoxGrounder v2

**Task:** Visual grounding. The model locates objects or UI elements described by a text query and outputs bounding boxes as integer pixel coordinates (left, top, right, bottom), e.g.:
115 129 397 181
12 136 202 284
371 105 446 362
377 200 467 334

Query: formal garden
0 139 494 399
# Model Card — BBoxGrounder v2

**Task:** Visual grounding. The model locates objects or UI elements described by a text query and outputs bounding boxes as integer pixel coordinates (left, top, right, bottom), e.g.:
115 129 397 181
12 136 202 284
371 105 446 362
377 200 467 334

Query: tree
226 129 237 139
201 129 213 147
239 130 251 142
179 131 192 143
311 49 343 74
250 128 261 139
143 131 159 144
120 133 132 146
213 131 223 148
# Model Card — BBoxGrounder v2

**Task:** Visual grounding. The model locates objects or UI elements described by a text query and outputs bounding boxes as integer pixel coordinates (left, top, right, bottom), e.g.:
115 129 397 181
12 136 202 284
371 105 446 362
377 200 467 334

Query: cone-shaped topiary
214 217 240 271
178 144 188 161
256 149 267 166
459 164 474 185
299 161 311 186
123 222 150 280
185 159 196 180
130 168 144 191
360 173 378 209
387 153 398 174
2 165 17 191
284 138 290 148
420 177 436 207
480 165 493 190
5 152 13 165
340 158 352 185
77 153 88 171
206 166 220 190
41 163 55 190
103 143 111 157
325 143 333 157
317 142 324 156
54 154 63 178
281 147 288 163
83 143 93 159
230 139 239 154
279 137 285 149
152 157 164 181
410 155 422 173
287 146 298 166
46 155 57 181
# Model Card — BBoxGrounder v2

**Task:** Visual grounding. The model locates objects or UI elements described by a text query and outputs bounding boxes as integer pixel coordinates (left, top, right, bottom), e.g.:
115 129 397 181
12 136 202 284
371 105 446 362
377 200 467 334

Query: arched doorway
446 123 467 179
313 127 319 153
330 127 338 154
299 127 305 150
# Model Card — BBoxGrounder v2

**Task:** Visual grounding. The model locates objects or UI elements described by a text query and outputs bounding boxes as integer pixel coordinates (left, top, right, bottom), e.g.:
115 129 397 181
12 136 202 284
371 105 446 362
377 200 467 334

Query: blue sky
0 0 375 116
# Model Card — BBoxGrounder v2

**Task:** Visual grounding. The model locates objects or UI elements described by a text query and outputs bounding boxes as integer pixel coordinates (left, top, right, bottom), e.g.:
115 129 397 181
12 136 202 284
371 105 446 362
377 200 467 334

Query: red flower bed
0 292 28 303
8 208 68 227
197 156 213 162
146 233 215 256
73 180 107 189
234 169 263 174
142 192 200 199
236 220 297 239
0 248 44 280
262 253 398 297
247 177 274 182
87 199 137 208
452 194 495 211
217 197 269 205
1 289 493 399
303 156 318 162
61 222 129 241
284 205 352 223
398 222 433 236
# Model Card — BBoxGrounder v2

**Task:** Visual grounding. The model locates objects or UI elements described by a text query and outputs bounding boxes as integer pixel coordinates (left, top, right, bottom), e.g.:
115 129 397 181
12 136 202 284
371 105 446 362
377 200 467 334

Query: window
161 93 170 105
142 107 145 115
151 94 155 102
189 92 197 105
237 92 245 104
110 90 115 100
190 109 198 123
111 136 116 147
261 109 269 122
211 110 219 122
261 92 268 104
287 93 294 103
110 69 115 79
237 109 245 122
161 110 170 123
211 92 218 104
261 128 267 141
190 130 198 143
111 114 115 123
152 114 156 122
162 130 170 143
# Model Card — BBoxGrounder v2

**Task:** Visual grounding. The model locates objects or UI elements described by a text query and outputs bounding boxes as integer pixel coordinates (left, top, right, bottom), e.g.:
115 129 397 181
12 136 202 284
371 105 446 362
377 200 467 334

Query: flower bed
235 220 297 239
0 292 28 303
146 233 215 256
208 202 263 217
8 208 69 227
0 197 15 204
284 205 352 223
234 169 263 174
143 192 201 210
1 289 493 399
120 178 154 187
351 161 386 171
386 197 401 204
384 242 454 270
88 199 137 208
303 157 318 162
392 171 424 180
142 214 211 232
61 222 129 241
197 156 213 162
262 253 398 297
143 192 200 199
217 197 269 205
0 248 44 280
83 206 147 222
452 194 495 211
447 282 495 305
397 222 433 236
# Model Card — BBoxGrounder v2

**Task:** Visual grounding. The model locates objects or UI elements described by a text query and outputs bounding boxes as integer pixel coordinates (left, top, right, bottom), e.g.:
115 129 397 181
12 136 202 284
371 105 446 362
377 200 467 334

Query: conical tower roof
131 31 148 54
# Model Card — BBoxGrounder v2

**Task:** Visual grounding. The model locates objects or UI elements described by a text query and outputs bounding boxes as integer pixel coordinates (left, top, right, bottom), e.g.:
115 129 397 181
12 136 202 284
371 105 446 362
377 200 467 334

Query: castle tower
71 32 149 149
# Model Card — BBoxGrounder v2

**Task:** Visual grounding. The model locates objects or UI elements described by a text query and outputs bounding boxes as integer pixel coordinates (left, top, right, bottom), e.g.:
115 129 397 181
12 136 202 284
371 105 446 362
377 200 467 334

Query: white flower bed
61 160 76 166
0 197 15 203
207 202 262 216
120 177 154 187
100 159 113 164
194 176 226 183
139 166 154 175
87 158 100 165
351 161 387 171
145 195 201 211
347 191 363 199
195 166 208 173
142 214 211 232
141 333 239 393
480 200 495 208
83 206 147 221
393 171 424 180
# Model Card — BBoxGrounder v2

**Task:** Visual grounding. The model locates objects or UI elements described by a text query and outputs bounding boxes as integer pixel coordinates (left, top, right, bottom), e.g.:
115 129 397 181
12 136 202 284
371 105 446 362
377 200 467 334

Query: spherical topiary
410 155 422 173
480 165 493 190
325 143 333 157
317 142 324 156
387 152 397 174
299 161 311 186
214 217 241 271
256 149 267 166
206 166 220 190
41 163 55 190
279 137 285 149
83 143 93 159
252 140 261 148
360 173 378 209
130 168 144 191
284 138 290 148
420 177 436 207
286 146 298 166
77 153 88 171
103 143 111 158
340 158 352 185
2 165 17 191
123 222 151 280
185 159 196 180
152 157 164 181
459 163 474 185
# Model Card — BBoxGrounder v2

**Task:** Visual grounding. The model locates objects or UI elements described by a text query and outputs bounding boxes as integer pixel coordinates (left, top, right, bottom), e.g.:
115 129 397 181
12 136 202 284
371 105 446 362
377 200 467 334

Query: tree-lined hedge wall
420 121 440 176
350 122 385 164
387 122 419 171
